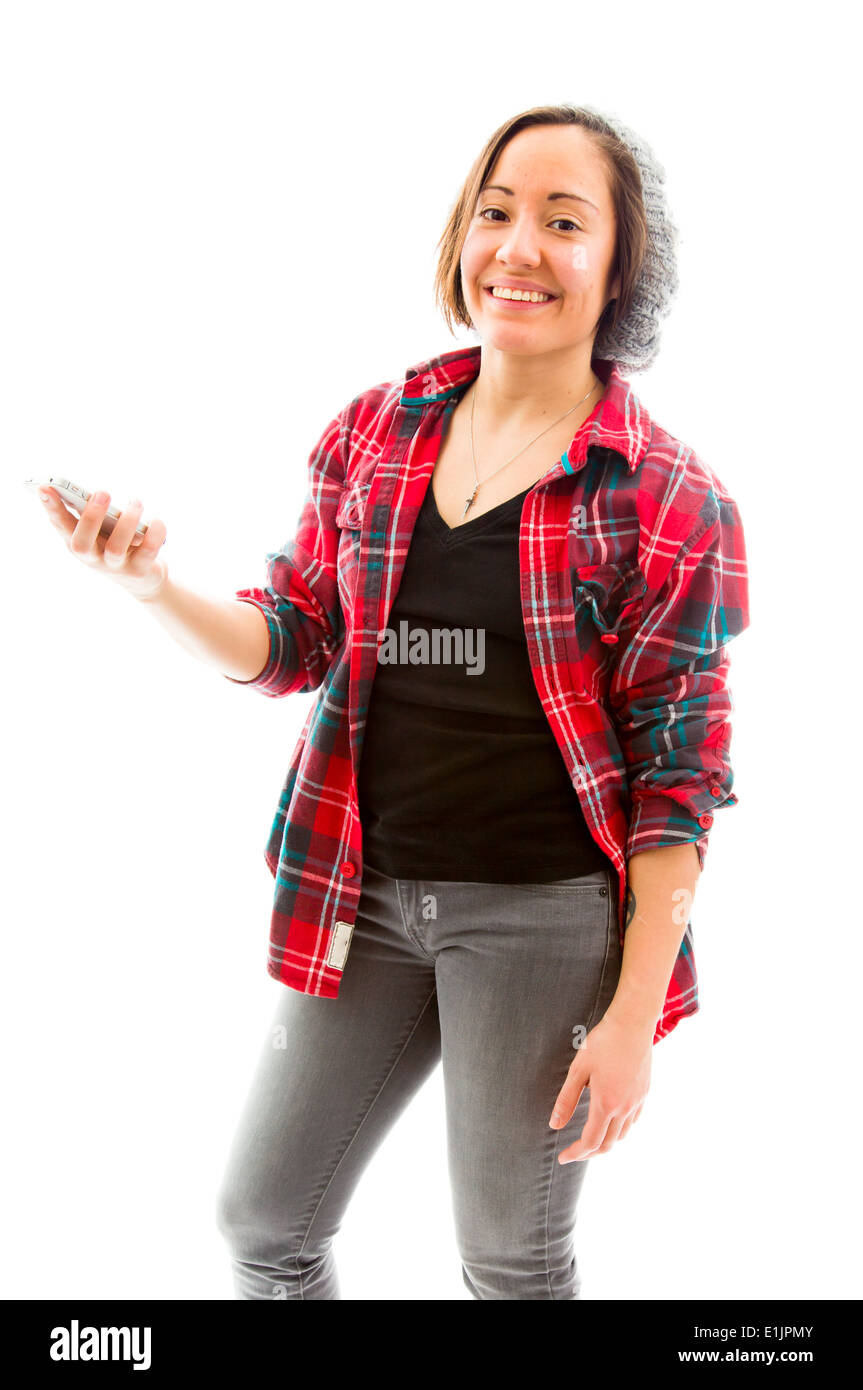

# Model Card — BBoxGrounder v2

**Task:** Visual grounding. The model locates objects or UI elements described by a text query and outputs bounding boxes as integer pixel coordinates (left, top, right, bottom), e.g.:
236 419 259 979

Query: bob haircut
434 104 658 361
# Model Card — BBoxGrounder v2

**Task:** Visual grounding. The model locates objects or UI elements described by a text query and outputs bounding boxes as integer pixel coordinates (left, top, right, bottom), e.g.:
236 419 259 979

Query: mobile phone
23 476 150 540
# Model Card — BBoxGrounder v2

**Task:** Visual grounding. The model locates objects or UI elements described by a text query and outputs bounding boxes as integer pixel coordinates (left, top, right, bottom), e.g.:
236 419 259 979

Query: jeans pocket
582 885 622 1034
537 868 609 891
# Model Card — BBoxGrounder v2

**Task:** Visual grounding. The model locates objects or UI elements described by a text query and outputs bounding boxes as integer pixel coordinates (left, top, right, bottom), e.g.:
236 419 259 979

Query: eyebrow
479 183 600 214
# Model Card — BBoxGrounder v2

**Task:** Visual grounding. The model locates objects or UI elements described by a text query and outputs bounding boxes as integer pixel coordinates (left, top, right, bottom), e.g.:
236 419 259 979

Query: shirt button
698 813 714 829
600 632 619 644
340 860 356 877
709 783 723 797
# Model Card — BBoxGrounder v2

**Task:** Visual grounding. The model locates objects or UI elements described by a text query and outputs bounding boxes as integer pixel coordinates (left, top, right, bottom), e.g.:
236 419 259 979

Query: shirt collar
399 343 653 474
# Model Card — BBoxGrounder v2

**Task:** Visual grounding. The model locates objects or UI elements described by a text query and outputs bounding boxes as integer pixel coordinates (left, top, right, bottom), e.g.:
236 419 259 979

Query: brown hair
433 104 650 345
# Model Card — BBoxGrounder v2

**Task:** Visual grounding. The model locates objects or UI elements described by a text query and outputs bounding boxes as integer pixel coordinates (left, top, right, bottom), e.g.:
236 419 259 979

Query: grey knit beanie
578 106 680 374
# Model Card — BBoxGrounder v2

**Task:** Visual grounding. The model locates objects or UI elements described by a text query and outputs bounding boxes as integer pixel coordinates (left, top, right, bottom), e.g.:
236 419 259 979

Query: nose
494 212 542 267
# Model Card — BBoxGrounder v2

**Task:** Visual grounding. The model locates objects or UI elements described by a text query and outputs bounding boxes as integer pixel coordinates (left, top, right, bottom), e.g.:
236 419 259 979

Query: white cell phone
23 475 150 540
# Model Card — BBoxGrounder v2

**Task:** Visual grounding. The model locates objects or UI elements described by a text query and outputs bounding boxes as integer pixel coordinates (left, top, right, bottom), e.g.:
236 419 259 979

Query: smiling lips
484 283 557 306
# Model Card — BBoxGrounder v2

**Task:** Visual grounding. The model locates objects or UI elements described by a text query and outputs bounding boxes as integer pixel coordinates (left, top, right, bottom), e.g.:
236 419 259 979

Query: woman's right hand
37 486 170 601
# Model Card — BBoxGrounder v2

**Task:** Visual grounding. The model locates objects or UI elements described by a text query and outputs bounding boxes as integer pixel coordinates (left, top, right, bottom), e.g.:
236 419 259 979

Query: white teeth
490 286 552 302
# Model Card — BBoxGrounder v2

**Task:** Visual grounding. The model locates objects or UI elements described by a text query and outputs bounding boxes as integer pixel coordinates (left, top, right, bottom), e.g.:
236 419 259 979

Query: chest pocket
335 478 371 531
572 561 647 645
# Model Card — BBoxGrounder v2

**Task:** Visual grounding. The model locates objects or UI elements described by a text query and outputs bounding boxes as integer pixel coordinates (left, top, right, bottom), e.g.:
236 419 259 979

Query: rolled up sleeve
223 407 352 698
608 491 750 871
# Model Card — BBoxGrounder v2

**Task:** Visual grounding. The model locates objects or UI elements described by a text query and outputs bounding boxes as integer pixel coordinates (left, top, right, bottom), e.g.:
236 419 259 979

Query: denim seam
544 1124 586 1301
582 874 617 1037
293 984 439 1283
543 874 616 1301
393 877 436 960
544 1127 562 1300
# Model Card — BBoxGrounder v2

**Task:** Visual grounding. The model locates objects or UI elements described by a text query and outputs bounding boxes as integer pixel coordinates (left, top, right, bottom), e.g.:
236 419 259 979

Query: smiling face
460 123 621 359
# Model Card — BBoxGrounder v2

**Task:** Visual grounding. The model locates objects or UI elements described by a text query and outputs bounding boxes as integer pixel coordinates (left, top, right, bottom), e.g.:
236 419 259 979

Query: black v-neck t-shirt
356 474 610 882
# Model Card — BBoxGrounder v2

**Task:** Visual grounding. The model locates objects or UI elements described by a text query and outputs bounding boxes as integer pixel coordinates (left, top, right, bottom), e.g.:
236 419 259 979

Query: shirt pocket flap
335 479 370 531
573 561 648 637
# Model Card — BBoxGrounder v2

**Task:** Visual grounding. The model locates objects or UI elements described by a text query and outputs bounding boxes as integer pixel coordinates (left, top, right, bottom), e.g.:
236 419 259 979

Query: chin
479 322 560 351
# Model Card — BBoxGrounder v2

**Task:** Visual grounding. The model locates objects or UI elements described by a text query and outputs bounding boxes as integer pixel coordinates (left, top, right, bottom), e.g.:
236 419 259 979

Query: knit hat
578 106 680 374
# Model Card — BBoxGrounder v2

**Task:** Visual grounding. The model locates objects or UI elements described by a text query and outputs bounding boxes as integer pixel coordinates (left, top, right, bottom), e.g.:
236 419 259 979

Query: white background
3 0 860 1300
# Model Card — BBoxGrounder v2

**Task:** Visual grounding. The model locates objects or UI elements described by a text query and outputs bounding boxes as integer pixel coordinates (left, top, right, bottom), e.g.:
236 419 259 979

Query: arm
609 841 701 1033
219 405 352 697
550 842 700 1162
549 484 750 1157
133 572 273 682
133 401 351 690
136 403 355 690
608 491 750 869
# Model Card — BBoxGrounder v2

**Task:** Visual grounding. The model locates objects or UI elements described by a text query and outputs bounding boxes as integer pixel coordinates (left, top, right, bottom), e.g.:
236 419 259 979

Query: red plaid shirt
226 344 750 1042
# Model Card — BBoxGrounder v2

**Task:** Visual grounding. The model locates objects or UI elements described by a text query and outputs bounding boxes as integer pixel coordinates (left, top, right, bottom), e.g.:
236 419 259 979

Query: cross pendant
460 486 478 521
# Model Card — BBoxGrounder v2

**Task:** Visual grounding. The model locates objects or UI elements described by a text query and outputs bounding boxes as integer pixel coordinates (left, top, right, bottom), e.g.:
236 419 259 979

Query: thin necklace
462 376 601 521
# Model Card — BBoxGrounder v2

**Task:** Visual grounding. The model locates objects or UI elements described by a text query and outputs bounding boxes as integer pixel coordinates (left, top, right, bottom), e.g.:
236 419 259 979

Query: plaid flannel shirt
225 344 750 1042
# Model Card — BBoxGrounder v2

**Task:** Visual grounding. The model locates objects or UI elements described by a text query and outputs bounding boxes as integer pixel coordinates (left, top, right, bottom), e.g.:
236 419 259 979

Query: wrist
132 564 170 605
602 996 660 1040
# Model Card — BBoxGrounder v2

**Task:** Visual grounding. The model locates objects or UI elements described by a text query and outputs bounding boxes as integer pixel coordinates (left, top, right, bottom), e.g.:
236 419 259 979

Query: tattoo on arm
624 886 637 929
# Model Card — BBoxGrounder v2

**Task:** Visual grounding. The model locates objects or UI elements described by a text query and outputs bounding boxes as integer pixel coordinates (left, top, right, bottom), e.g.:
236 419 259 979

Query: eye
477 207 583 233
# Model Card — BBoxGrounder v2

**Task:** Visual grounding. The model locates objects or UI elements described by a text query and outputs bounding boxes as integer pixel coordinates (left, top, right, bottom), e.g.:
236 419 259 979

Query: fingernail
93 490 109 505
38 490 50 502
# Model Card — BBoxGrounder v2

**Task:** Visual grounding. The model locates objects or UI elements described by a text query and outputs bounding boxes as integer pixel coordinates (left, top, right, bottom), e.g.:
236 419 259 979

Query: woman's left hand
548 1011 653 1163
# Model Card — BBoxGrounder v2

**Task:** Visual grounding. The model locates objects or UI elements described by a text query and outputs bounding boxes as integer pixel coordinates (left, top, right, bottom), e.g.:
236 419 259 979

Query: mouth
483 285 559 309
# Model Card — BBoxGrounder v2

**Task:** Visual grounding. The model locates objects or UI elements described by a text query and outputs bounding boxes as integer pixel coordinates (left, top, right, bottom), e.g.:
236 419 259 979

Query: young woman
37 104 749 1300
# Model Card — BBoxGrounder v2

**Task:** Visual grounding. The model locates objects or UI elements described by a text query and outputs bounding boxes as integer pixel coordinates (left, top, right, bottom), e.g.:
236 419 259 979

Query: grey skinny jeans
215 859 622 1300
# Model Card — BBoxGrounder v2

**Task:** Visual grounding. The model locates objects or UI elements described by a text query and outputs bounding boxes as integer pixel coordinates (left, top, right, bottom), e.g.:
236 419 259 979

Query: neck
468 341 604 428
